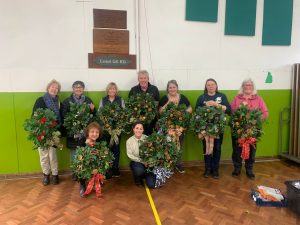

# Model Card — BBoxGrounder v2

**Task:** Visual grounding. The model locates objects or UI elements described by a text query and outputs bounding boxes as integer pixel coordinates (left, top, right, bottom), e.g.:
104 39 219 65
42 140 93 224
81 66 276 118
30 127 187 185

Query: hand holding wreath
230 104 264 160
190 106 226 155
24 108 63 150
64 102 94 140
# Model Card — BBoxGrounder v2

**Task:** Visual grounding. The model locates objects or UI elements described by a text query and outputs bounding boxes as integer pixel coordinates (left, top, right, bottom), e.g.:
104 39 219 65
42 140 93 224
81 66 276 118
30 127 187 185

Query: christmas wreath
97 102 127 146
71 141 114 197
190 106 226 155
24 108 63 150
63 102 94 140
125 93 158 132
230 104 264 160
158 102 190 132
139 132 179 171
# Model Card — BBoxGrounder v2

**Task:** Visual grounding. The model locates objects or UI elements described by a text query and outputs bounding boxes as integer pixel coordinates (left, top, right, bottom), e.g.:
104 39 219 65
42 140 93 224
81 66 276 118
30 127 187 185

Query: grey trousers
38 147 58 175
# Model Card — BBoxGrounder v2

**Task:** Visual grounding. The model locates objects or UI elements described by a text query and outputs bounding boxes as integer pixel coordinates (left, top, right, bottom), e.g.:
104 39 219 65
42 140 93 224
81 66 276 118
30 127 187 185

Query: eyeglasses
73 86 83 89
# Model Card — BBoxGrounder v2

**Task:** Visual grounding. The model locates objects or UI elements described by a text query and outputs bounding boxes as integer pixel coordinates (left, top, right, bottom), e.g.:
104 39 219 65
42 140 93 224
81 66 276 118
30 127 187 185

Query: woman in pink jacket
231 78 268 180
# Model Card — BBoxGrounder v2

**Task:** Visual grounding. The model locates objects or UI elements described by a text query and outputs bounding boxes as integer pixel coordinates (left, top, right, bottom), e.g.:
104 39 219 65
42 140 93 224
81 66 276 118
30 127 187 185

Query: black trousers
231 137 256 172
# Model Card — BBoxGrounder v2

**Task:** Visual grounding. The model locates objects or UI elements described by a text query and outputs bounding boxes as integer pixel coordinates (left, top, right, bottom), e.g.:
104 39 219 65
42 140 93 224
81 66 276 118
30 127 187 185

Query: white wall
0 0 300 92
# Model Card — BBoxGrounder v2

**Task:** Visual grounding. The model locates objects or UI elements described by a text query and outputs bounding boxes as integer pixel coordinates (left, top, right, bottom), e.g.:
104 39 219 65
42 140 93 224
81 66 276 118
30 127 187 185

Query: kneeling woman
126 122 156 188
79 122 102 197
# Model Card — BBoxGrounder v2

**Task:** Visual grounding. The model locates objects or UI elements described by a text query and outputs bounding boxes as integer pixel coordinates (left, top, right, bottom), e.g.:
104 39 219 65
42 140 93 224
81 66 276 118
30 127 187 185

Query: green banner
225 0 257 36
186 0 219 22
262 0 293 45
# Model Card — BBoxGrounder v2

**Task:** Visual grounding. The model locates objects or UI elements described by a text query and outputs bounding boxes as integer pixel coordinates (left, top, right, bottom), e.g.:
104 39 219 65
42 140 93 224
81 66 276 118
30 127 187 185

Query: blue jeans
130 161 156 188
202 134 223 172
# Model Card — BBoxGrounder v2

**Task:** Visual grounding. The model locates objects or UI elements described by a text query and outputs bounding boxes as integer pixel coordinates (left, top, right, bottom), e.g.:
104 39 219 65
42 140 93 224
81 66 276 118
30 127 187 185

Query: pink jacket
231 95 269 119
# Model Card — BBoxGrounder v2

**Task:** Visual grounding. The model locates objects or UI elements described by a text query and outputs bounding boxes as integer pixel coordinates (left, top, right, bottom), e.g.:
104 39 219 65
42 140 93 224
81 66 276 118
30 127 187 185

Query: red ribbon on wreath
238 137 256 160
83 173 104 198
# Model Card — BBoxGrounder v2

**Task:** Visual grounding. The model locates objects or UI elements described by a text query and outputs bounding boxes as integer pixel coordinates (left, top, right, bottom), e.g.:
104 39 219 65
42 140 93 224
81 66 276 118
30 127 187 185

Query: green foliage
71 141 114 180
139 132 179 171
125 93 158 132
24 108 62 150
158 103 190 132
96 102 127 146
63 102 93 139
190 106 226 138
230 104 264 140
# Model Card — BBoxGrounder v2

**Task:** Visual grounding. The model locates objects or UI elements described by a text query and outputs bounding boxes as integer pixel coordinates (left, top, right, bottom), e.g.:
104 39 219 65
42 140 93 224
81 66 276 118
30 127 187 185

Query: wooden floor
0 160 299 225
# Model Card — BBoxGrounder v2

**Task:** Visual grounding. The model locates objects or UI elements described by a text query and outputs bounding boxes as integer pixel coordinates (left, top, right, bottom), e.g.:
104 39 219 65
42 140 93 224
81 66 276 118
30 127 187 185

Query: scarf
72 94 86 104
43 93 61 123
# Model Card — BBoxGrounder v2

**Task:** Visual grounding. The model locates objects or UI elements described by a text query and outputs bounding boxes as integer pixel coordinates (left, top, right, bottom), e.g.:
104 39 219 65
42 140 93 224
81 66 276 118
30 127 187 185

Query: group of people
31 69 269 194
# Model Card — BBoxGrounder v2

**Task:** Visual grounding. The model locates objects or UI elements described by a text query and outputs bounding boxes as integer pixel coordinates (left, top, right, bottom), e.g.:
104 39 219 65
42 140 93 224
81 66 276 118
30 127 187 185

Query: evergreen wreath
71 141 114 180
63 102 94 139
190 106 226 138
139 132 179 171
230 104 263 140
97 102 127 146
158 102 190 132
230 104 264 160
125 93 158 132
24 108 62 150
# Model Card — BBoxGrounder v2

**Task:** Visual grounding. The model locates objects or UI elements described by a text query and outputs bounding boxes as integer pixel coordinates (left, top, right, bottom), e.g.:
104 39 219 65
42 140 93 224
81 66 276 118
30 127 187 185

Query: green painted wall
0 89 291 174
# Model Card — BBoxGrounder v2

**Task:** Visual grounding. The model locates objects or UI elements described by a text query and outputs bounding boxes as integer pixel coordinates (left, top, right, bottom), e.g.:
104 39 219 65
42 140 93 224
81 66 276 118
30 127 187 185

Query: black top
32 96 62 118
32 96 63 128
159 94 191 108
61 94 96 150
195 92 231 114
128 83 160 102
99 95 125 108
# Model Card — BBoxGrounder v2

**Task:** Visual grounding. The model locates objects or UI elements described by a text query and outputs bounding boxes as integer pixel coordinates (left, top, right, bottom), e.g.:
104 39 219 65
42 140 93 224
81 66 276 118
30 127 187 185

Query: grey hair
166 79 179 92
238 78 257 95
137 70 149 79
46 79 61 93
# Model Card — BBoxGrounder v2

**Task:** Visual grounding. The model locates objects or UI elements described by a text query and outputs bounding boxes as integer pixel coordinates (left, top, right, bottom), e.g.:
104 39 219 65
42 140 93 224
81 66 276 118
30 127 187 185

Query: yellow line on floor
145 184 162 225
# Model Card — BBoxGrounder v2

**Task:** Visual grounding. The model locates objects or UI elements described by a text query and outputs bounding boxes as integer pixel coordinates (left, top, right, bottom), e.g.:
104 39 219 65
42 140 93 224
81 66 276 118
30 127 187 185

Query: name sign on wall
88 9 136 69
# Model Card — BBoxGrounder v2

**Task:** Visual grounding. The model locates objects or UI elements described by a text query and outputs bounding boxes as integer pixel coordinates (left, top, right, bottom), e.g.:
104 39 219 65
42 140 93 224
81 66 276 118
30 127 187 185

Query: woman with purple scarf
32 79 62 185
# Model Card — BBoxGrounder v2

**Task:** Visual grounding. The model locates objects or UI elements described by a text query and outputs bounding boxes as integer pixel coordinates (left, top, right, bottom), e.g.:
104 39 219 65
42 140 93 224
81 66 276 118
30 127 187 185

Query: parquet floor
0 160 299 225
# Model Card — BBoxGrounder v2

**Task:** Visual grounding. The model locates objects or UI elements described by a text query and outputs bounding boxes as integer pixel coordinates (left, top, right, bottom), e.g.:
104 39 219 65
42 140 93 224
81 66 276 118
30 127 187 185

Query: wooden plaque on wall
93 29 129 54
93 9 127 29
88 53 136 69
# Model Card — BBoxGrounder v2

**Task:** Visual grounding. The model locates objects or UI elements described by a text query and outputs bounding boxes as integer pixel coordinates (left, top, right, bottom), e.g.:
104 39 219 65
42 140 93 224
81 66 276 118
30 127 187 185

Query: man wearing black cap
62 81 96 181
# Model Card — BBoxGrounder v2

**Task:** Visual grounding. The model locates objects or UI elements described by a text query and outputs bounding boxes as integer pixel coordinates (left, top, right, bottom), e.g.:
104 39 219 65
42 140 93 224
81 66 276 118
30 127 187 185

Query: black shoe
80 182 86 198
232 169 240 177
212 171 219 179
203 169 210 178
42 174 50 186
246 171 255 180
175 165 185 174
112 168 121 177
71 173 78 181
51 175 59 185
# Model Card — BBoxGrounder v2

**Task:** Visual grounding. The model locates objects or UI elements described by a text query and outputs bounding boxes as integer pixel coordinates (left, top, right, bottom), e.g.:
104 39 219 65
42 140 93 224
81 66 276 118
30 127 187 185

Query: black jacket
62 95 96 150
128 83 160 102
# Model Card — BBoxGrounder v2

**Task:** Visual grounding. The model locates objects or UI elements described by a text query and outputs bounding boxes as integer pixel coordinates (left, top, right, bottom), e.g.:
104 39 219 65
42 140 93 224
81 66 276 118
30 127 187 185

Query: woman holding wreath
159 80 192 173
126 122 156 188
98 82 125 178
32 79 62 185
231 78 268 179
195 78 231 179
62 80 95 181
